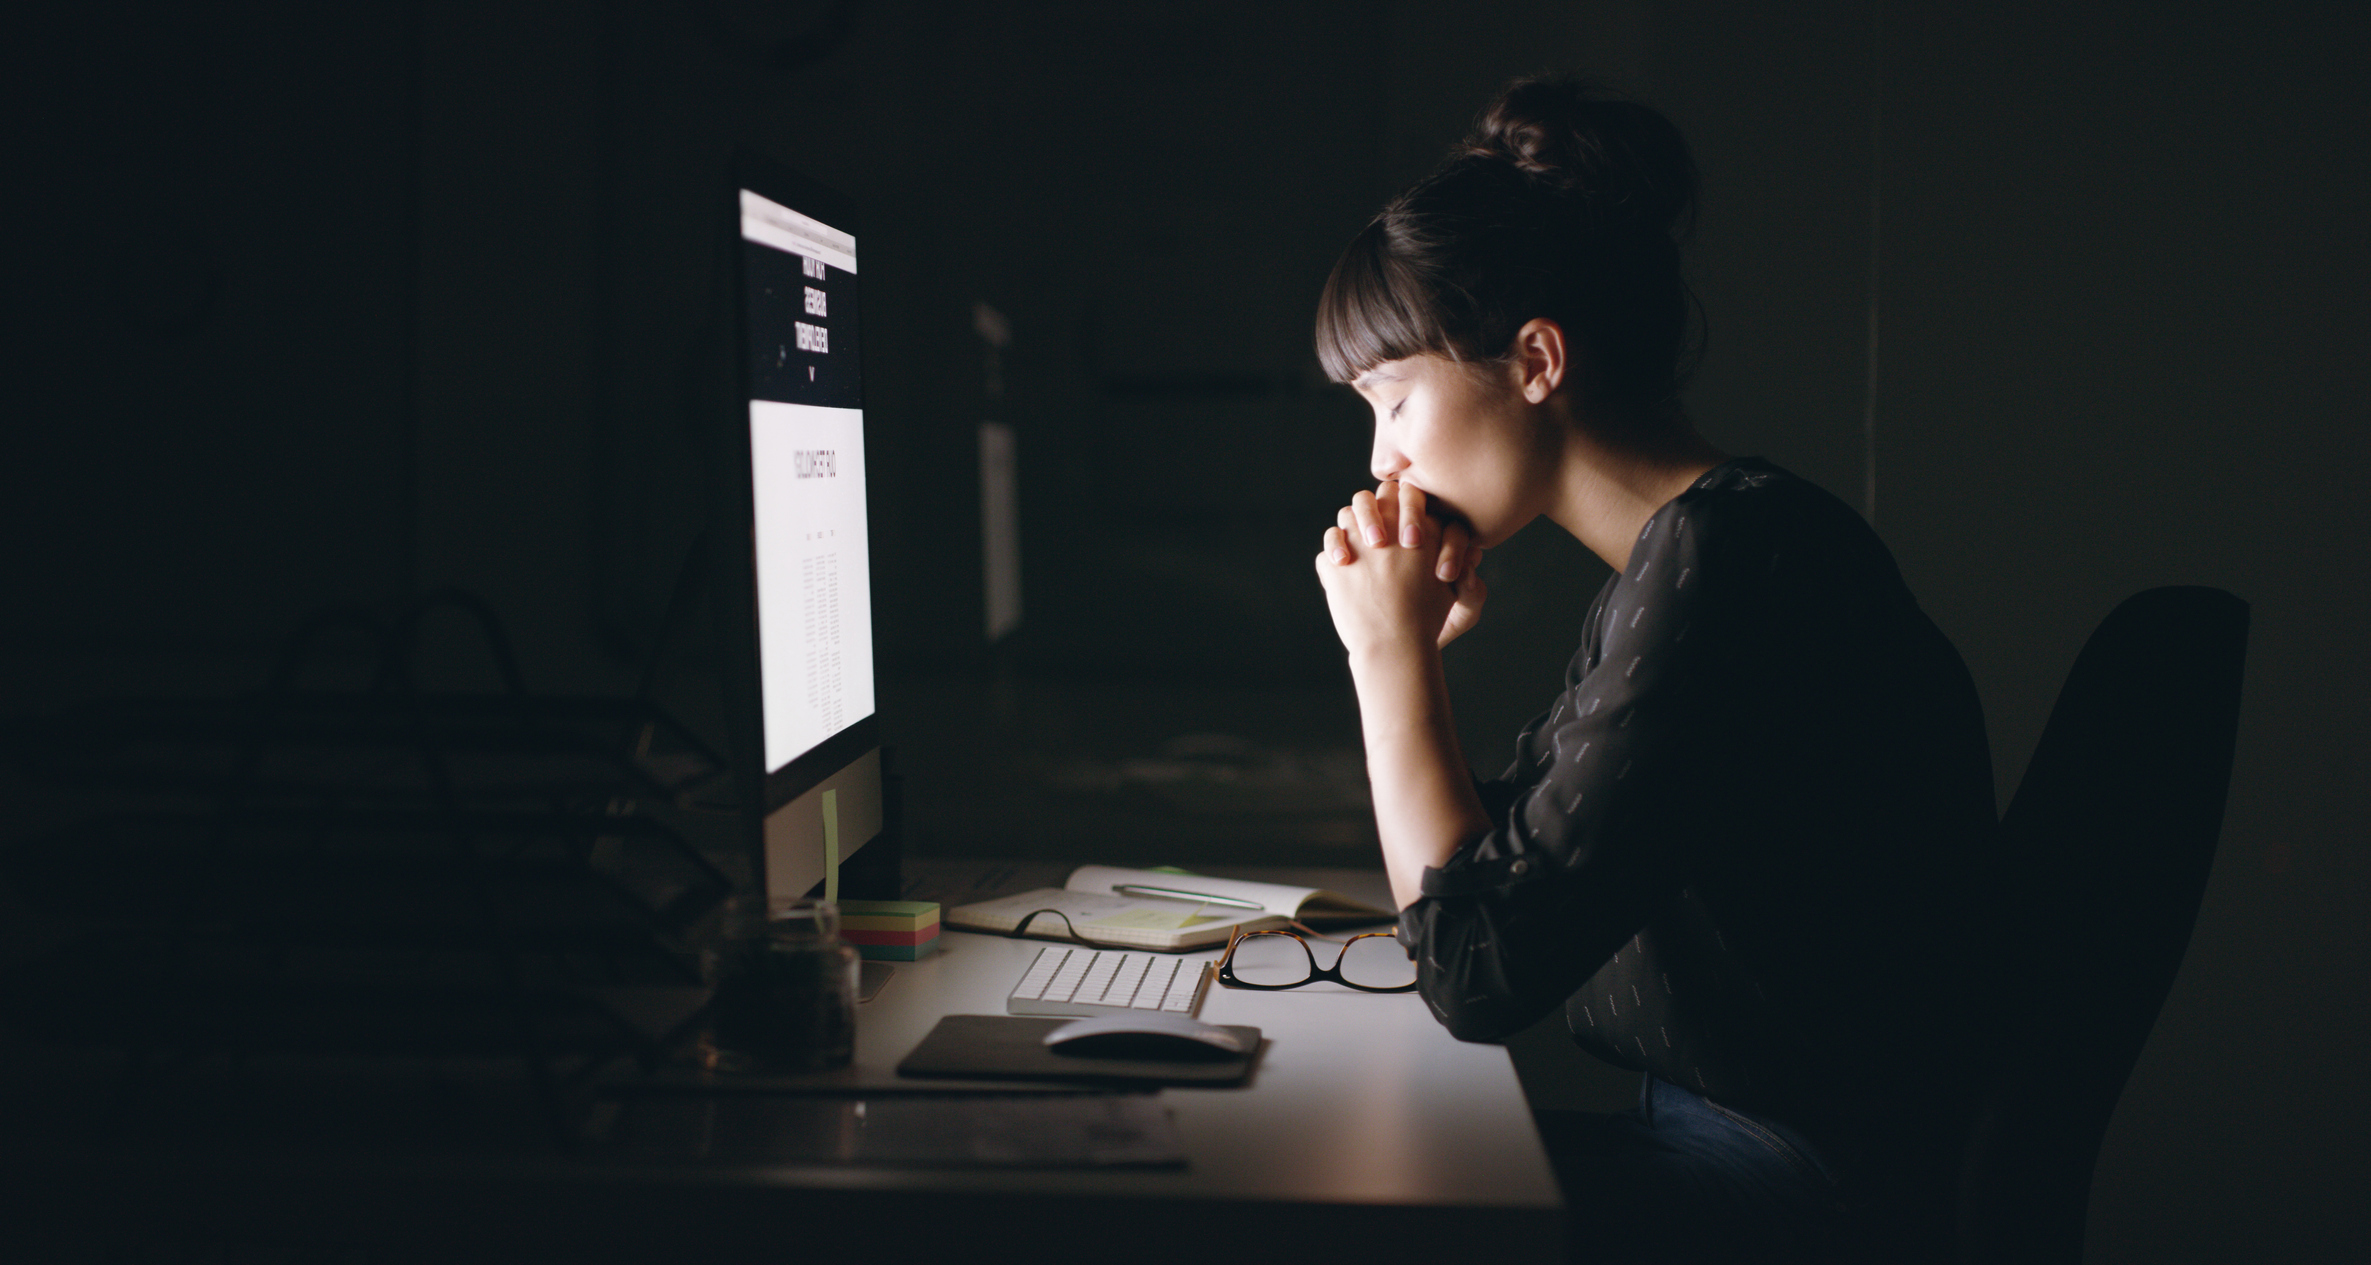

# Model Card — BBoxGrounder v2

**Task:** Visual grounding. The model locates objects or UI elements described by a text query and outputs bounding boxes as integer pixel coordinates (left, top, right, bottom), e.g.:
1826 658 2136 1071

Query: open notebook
944 865 1394 952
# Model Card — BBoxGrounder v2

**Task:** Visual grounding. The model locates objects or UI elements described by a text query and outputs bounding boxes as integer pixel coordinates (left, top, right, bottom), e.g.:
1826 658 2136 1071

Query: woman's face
1352 353 1554 549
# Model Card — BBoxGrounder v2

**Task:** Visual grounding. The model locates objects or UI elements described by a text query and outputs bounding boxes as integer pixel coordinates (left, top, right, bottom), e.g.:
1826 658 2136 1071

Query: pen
1111 884 1267 911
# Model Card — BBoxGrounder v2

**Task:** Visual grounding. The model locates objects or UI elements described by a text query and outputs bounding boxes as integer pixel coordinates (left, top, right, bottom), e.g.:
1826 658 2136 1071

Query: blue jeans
1532 1076 1854 1265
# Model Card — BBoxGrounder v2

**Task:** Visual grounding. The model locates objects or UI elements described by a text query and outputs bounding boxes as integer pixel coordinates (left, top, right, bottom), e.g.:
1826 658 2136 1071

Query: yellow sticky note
822 788 839 905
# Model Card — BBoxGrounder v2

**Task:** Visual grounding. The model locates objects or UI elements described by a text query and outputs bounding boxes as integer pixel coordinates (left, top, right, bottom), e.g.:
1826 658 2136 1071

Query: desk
5 868 1564 1263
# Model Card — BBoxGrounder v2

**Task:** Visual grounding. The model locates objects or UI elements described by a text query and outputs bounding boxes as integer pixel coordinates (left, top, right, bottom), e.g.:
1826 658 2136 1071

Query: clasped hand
1314 481 1488 657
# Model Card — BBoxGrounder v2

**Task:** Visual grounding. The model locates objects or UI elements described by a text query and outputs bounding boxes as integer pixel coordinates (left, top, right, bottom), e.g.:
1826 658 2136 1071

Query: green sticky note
1088 908 1225 932
822 787 839 905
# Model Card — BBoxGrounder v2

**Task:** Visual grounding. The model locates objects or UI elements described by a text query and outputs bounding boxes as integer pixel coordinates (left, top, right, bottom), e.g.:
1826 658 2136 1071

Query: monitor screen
739 188 875 779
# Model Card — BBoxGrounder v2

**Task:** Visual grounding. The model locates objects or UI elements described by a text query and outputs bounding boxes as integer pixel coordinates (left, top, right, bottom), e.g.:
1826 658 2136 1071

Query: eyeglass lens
1229 931 1416 990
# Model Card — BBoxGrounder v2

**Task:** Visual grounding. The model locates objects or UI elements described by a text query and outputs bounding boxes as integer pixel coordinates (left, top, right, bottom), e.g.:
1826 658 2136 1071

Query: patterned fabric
1399 458 2000 1129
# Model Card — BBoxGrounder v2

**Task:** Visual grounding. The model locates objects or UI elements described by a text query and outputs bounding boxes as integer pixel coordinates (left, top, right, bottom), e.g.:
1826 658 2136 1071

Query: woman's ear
1512 318 1567 404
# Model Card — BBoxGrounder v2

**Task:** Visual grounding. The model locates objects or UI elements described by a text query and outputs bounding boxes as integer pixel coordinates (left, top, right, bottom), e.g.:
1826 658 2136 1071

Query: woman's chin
1472 515 1533 550
1421 493 1513 549
1422 494 1476 533
1456 518 1504 549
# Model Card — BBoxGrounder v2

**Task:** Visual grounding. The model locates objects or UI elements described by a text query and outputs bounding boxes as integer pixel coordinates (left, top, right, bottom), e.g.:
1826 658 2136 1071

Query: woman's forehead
1353 355 1463 388
1354 353 1480 393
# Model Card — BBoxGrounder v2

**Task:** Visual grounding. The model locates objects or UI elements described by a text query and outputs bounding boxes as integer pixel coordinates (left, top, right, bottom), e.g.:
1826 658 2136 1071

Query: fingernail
1365 526 1385 546
1438 561 1455 581
1333 547 1350 564
1401 523 1419 548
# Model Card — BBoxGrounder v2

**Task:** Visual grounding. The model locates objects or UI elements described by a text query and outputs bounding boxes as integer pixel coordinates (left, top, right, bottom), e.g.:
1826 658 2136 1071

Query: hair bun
1317 74 1702 405
1458 75 1698 238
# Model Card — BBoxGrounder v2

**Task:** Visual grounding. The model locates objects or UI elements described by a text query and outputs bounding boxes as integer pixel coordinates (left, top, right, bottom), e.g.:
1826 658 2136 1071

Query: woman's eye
1389 399 1405 419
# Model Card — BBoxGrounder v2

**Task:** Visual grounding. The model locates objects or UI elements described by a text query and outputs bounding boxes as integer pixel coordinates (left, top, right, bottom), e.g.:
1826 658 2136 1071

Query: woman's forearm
1349 642 1492 909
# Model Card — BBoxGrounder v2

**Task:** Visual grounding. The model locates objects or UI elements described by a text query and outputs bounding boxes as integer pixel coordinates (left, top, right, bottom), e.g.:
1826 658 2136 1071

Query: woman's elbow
1417 981 1539 1045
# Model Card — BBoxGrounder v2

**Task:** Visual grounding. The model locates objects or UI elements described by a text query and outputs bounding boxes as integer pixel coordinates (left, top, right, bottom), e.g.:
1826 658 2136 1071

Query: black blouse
1399 458 2002 1131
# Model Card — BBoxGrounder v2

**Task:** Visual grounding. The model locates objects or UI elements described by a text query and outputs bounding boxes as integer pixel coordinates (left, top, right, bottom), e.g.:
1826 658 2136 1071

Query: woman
1311 77 2003 1263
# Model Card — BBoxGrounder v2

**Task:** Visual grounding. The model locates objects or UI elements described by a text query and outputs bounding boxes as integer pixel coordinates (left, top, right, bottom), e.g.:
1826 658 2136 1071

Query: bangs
1314 219 1455 384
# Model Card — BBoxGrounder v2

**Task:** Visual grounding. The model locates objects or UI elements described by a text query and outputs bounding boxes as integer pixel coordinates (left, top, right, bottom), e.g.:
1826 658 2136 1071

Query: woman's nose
1370 429 1407 483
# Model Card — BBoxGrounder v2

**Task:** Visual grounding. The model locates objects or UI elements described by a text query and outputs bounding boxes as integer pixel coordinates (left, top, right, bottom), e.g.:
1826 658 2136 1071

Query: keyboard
1006 946 1212 1018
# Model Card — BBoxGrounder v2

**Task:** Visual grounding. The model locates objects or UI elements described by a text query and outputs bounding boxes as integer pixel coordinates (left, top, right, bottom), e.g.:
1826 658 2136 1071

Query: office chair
1954 586 2249 1264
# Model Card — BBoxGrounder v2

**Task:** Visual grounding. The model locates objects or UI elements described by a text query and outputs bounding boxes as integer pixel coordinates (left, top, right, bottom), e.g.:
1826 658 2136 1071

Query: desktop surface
844 896 1561 1208
4 867 1563 1263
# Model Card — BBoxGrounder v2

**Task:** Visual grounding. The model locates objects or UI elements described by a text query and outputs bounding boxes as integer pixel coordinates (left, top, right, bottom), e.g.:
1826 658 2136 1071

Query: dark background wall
4 1 2364 1258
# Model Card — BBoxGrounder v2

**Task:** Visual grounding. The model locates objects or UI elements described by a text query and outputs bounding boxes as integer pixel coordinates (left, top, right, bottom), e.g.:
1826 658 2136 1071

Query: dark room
3 1 2365 1262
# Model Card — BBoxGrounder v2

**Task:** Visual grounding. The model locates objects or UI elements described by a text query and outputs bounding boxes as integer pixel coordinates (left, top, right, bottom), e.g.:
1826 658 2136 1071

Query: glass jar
703 896 858 1073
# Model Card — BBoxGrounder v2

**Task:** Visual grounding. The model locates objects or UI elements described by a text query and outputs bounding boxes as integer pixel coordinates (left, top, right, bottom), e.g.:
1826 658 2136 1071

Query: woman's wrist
1343 633 1480 907
1347 640 1451 750
1344 635 1440 681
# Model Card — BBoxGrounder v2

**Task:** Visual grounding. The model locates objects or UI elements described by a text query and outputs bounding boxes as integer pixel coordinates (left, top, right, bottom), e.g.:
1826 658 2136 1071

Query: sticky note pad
857 944 931 962
839 900 941 959
849 933 939 961
839 900 941 933
850 938 938 962
843 926 940 947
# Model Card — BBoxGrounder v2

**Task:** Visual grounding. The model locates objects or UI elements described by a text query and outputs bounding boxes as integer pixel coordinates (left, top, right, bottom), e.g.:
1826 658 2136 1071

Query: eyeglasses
1214 926 1417 993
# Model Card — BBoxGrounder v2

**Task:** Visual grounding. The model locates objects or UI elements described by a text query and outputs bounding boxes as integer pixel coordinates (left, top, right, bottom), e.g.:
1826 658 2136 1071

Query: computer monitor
725 153 882 904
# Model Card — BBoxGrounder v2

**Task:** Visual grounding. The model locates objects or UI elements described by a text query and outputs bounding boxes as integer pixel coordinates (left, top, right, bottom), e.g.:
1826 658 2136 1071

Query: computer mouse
1042 1012 1247 1059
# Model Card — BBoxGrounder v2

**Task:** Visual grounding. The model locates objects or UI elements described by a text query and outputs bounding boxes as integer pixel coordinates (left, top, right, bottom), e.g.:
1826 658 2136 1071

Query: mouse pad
897 1014 1263 1087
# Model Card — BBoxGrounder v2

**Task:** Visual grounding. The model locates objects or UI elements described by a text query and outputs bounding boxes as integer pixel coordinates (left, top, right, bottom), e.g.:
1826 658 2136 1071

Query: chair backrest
1956 586 2248 1264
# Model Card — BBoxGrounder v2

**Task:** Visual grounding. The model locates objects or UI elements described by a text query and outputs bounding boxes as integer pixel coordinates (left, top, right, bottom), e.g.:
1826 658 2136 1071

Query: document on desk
944 865 1393 951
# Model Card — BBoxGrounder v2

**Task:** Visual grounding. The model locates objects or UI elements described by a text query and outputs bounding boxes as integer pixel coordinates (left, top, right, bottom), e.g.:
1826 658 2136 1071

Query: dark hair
1315 76 1702 414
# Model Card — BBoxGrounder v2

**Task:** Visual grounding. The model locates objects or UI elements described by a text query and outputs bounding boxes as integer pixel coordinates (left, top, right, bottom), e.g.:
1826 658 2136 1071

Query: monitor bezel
720 149 880 821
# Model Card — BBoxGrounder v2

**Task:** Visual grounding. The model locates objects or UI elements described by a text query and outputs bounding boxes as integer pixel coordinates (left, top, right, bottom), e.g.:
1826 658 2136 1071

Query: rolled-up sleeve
1399 495 1765 1042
